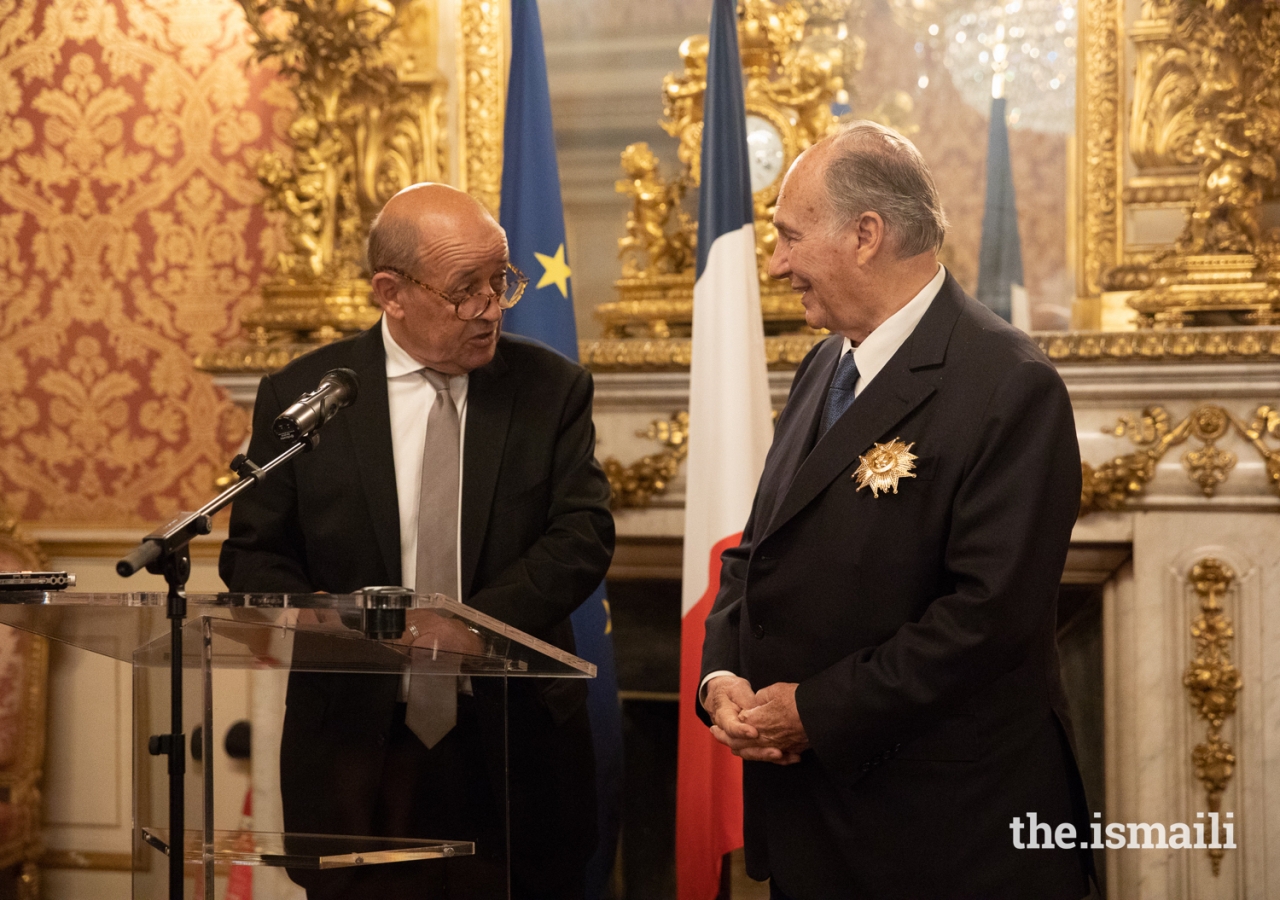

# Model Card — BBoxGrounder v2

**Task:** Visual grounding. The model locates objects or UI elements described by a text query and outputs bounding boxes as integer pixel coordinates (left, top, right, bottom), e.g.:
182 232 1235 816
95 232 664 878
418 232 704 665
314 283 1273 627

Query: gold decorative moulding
581 333 825 373
1078 402 1280 516
1182 557 1241 876
1036 327 1280 364
602 412 690 509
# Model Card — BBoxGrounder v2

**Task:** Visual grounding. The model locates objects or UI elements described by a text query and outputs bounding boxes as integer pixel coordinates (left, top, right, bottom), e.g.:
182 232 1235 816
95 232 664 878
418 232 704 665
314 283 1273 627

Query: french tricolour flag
675 0 774 897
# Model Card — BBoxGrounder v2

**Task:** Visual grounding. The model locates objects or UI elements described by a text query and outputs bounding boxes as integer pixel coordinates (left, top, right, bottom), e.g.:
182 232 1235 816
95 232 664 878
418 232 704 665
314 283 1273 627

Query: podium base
141 828 474 869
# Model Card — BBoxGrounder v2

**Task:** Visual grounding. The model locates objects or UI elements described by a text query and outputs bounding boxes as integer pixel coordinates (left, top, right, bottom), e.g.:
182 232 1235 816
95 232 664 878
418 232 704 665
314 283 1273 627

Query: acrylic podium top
0 590 595 678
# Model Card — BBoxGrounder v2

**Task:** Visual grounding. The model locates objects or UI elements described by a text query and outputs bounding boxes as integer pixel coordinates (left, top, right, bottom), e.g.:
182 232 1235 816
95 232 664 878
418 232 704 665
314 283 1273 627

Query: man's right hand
703 674 760 743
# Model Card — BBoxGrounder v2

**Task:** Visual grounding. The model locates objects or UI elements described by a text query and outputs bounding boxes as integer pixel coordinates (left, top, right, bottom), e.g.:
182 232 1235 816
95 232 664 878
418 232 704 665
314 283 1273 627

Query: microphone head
320 367 359 406
272 368 361 442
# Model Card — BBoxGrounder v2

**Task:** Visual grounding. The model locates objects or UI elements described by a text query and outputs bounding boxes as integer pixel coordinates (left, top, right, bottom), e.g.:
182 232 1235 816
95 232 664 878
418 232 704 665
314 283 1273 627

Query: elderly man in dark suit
698 122 1093 899
220 183 614 900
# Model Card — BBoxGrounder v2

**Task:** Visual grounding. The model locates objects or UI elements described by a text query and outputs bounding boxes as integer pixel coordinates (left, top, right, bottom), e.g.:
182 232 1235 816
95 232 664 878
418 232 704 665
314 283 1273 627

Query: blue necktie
819 351 860 438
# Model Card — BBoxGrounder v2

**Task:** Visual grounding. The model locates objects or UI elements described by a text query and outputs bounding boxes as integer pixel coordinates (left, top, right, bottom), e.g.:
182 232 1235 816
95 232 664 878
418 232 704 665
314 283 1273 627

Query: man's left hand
733 681 809 765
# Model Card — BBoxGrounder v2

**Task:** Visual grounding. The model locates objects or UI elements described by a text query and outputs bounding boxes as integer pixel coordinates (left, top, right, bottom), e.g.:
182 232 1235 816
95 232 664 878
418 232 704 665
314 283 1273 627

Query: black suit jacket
700 275 1092 900
220 326 614 896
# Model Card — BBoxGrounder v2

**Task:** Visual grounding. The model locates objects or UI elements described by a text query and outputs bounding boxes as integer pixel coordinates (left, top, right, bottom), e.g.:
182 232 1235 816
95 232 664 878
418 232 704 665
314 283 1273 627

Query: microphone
272 368 359 441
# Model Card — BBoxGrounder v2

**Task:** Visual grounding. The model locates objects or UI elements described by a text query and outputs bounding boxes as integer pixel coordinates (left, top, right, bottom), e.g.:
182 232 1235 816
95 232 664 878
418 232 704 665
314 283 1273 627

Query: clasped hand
702 676 808 765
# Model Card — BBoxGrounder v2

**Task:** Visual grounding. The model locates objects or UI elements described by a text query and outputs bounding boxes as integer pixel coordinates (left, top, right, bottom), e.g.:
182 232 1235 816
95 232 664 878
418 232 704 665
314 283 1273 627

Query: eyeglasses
376 263 528 320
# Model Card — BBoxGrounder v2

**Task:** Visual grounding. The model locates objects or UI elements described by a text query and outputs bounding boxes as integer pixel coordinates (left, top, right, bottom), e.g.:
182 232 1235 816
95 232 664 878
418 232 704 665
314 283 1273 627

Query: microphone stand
118 431 319 900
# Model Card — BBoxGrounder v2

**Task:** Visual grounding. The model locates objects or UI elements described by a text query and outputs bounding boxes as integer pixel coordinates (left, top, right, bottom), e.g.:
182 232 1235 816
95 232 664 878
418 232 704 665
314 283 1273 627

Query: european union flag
500 0 577 357
499 2 624 897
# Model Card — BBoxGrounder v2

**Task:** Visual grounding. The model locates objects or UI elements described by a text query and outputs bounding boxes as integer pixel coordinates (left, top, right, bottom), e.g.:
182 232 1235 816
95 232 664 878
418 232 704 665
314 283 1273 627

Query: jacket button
752 623 765 639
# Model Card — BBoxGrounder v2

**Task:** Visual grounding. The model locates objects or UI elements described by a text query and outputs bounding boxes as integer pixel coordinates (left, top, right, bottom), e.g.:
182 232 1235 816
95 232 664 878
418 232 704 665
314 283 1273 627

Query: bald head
366 182 510 374
367 183 503 276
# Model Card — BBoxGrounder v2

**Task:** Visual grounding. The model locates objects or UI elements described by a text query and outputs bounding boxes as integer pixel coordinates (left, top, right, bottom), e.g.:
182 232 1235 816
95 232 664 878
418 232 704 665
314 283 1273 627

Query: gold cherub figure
615 142 695 277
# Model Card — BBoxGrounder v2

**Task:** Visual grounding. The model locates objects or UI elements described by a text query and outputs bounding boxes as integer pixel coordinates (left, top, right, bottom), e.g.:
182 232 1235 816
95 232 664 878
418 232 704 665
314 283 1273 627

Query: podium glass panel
0 591 594 900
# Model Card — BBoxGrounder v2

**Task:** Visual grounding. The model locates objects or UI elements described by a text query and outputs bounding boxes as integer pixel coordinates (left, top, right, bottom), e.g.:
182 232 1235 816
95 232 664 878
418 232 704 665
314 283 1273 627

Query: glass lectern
0 589 595 899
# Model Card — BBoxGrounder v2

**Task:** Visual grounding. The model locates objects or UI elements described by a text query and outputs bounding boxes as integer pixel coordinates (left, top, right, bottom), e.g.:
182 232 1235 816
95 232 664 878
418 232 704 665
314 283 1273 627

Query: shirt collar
381 315 425 378
380 315 471 401
841 264 946 388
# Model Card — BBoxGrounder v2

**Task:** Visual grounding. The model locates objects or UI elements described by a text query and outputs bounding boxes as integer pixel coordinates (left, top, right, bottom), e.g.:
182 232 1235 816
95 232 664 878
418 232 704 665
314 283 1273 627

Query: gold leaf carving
460 0 503 217
602 412 690 510
1080 402 1280 515
1183 557 1240 876
1170 0 1280 258
1130 15 1200 168
608 0 858 339
1081 0 1121 300
197 0 457 349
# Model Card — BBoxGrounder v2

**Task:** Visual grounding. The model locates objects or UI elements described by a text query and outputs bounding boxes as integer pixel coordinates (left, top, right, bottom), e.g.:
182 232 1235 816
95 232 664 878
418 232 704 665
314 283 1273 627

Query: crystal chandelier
940 0 1077 132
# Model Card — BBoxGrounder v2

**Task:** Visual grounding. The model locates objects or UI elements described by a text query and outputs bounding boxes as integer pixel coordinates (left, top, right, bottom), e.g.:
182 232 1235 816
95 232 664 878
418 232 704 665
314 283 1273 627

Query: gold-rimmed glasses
376 263 528 320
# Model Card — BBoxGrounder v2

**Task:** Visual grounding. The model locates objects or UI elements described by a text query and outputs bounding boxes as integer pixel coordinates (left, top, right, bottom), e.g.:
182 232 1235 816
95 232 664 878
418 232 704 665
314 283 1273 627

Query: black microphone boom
272 368 359 441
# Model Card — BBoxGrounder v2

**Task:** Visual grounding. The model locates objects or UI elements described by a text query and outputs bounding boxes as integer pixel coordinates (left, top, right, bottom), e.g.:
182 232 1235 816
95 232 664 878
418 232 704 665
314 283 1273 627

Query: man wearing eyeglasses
220 183 615 900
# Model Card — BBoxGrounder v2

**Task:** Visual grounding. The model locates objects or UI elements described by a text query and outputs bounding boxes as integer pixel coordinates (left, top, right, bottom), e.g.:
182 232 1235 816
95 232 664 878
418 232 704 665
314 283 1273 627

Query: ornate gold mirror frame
1073 0 1280 336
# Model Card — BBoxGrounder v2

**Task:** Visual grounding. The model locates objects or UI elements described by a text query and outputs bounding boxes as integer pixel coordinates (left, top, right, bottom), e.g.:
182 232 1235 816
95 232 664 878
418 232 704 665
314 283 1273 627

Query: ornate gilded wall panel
459 0 505 217
1077 0 1121 302
1079 0 1280 325
1128 17 1198 170
0 0 290 524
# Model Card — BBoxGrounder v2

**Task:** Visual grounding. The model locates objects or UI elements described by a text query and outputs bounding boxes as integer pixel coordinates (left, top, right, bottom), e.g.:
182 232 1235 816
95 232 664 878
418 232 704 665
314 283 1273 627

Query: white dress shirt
837 262 945 396
700 265 947 703
381 315 468 599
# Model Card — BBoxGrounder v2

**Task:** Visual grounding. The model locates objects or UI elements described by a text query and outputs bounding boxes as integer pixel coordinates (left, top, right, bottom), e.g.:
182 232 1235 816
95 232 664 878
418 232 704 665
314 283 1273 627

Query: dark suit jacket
700 275 1092 900
219 326 614 897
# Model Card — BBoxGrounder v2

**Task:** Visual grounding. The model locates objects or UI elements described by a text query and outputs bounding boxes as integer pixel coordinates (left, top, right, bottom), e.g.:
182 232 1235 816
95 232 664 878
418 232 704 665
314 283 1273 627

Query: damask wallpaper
0 0 290 526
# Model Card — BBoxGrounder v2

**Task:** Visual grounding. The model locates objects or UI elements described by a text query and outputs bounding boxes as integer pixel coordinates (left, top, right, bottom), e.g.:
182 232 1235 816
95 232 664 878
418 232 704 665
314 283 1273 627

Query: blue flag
499 0 577 357
499 2 623 896
976 96 1024 322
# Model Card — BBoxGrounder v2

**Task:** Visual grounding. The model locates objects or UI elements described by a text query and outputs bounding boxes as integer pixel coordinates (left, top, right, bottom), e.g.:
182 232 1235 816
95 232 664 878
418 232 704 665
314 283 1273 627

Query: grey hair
819 120 948 258
366 206 423 275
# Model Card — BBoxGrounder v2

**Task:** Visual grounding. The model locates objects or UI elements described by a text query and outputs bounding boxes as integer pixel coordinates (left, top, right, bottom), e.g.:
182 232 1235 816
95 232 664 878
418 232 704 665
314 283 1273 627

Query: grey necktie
818 350 860 439
406 369 459 749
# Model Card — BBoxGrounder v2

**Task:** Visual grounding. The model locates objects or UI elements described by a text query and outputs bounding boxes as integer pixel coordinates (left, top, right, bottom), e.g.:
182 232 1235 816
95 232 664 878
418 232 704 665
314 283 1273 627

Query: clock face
745 114 786 193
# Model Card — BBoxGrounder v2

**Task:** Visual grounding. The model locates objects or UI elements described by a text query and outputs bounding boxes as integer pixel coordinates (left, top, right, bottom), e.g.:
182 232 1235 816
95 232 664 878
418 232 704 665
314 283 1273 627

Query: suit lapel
342 325 402 583
752 337 841 535
460 343 514 600
760 274 965 542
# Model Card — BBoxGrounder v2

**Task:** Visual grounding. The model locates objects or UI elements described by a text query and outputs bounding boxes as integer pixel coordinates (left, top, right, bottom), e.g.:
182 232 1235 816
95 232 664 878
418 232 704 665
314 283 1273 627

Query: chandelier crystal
941 0 1077 132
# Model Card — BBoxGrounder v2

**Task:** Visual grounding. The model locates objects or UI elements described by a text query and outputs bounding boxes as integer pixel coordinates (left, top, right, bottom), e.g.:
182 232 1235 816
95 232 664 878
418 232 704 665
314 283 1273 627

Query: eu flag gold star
534 244 572 297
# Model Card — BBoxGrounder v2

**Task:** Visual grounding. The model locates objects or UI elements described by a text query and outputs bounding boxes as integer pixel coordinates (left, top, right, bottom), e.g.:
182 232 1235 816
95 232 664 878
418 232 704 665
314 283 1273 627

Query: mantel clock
599 0 864 343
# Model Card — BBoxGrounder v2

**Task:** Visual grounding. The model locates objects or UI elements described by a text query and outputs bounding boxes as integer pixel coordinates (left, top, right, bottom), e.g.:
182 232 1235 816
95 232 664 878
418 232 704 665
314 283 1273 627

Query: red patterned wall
0 0 290 526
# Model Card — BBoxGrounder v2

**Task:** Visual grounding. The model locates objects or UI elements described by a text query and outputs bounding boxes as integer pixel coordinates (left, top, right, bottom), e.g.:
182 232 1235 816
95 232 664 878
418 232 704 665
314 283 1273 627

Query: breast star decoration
853 438 918 497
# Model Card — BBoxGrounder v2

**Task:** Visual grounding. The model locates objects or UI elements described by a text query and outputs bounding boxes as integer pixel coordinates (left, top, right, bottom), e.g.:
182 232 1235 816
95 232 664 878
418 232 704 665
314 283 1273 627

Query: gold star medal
853 438 918 498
